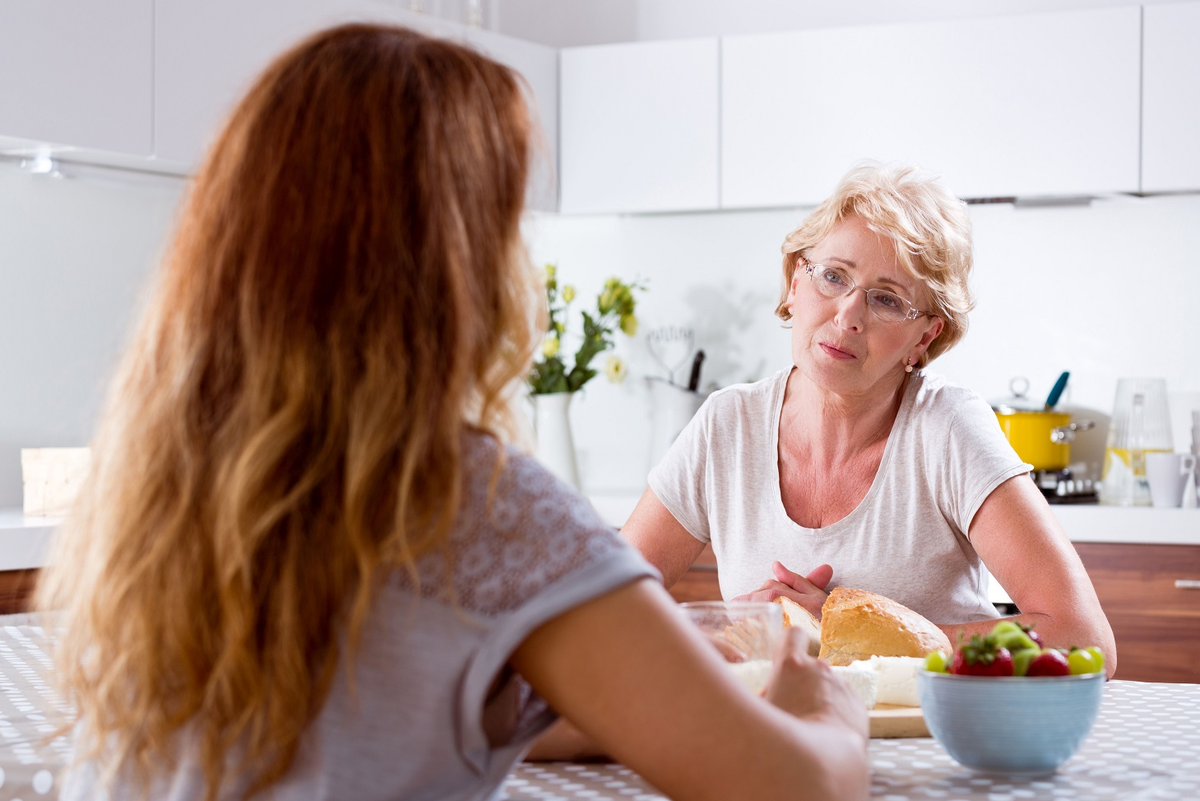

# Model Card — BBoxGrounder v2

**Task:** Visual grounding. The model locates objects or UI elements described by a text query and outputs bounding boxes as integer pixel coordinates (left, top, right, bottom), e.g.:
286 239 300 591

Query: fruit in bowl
917 621 1106 775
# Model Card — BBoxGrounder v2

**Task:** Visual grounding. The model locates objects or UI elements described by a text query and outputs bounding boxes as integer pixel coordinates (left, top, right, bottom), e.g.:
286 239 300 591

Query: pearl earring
904 358 914 374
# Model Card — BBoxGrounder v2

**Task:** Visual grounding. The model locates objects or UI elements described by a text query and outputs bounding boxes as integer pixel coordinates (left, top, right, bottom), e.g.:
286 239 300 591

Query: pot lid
991 377 1048 413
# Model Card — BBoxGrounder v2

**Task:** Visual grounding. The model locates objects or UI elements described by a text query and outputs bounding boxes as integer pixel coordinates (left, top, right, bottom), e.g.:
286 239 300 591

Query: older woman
625 163 1116 673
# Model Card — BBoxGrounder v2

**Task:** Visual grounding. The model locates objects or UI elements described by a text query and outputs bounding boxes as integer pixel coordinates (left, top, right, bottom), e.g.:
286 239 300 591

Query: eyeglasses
801 258 934 323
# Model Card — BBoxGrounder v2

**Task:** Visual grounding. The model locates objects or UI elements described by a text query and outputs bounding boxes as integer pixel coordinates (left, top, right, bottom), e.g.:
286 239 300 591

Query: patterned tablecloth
0 621 71 800
0 619 1195 800
505 681 1200 801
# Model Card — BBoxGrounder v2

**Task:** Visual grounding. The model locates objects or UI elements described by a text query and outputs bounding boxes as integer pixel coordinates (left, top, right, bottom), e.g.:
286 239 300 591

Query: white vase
532 392 581 489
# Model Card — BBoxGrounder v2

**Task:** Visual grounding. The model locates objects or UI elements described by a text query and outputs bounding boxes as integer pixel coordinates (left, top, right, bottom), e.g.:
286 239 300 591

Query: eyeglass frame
799 256 936 323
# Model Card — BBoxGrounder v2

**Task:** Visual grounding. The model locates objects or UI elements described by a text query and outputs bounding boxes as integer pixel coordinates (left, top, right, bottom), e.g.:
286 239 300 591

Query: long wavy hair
35 23 539 801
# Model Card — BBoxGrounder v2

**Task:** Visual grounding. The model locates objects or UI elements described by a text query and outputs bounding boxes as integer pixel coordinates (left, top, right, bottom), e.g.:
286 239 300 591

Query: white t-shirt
648 368 1030 625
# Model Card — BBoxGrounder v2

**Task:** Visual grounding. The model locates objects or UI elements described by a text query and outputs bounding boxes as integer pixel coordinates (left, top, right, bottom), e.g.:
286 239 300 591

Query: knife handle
687 350 705 393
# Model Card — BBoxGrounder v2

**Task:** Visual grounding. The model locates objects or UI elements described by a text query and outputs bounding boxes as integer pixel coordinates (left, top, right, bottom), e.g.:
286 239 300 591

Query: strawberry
949 634 1014 676
1026 649 1071 677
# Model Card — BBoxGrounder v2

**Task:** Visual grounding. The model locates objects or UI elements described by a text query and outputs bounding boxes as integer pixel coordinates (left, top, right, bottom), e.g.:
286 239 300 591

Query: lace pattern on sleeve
397 434 624 616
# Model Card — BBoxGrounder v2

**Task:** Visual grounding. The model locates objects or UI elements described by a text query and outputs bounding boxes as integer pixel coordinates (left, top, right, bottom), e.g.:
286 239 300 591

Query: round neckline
770 367 919 534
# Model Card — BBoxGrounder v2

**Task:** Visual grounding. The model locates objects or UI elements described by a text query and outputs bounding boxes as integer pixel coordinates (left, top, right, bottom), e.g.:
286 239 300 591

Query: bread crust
817 587 952 666
774 596 822 657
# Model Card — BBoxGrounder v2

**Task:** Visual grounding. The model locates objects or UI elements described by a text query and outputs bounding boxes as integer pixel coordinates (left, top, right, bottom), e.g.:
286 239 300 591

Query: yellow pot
994 410 1074 471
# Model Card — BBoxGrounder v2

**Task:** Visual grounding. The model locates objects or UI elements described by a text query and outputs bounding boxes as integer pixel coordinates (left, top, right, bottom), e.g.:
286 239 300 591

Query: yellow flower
541 337 560 358
620 314 638 336
544 264 557 290
562 285 576 303
604 355 627 384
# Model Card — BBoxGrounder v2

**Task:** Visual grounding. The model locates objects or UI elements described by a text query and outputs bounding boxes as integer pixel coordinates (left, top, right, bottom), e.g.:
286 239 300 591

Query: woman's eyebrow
820 257 913 293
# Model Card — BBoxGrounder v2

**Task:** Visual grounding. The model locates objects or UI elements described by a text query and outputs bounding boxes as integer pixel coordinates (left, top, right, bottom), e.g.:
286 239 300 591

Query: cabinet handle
1175 580 1200 589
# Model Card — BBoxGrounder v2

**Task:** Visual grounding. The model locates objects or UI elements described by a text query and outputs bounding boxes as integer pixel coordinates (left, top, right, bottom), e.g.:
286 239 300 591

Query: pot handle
1050 419 1095 444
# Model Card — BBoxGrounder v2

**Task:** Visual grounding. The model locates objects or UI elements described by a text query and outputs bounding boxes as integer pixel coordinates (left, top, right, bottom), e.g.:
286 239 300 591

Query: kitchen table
0 617 1195 800
505 680 1200 801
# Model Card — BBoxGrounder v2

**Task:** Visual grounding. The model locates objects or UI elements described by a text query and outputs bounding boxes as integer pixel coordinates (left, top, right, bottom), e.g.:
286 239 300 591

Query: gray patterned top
52 432 658 801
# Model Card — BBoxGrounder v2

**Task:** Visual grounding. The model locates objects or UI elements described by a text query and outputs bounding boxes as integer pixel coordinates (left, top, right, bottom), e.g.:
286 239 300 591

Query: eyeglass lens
809 264 912 322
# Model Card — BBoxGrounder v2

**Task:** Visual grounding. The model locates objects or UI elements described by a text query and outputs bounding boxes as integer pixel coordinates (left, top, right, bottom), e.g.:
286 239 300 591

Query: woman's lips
819 341 857 360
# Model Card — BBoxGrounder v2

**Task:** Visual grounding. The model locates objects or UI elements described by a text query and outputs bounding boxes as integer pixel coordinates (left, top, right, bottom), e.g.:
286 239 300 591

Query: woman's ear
918 316 944 349
784 264 802 309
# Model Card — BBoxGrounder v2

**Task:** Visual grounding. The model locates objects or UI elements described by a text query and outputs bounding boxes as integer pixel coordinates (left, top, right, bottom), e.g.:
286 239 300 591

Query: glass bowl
679 601 783 695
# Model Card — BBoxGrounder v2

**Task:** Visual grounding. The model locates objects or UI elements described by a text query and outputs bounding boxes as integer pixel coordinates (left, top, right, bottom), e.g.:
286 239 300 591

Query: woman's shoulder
909 370 992 418
440 431 640 613
701 369 789 414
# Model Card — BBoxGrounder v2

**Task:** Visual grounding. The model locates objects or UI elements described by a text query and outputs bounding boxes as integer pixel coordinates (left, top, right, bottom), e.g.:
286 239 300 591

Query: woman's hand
766 628 869 739
731 561 833 618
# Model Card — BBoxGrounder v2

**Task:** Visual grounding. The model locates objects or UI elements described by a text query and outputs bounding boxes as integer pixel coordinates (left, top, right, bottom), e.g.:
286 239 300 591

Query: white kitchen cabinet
721 7 1141 207
154 1 448 167
0 0 153 156
1142 2 1200 193
154 1 557 209
559 39 719 215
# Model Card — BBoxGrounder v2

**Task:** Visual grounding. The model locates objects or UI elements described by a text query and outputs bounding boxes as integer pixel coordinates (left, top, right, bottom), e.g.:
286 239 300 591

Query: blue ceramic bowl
917 670 1105 776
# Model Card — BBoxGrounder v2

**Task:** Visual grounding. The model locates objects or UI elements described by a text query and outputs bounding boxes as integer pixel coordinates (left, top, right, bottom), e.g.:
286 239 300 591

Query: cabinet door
155 1 554 207
1143 2 1200 193
1075 543 1200 684
560 39 719 214
154 1 450 167
721 7 1141 207
0 0 152 155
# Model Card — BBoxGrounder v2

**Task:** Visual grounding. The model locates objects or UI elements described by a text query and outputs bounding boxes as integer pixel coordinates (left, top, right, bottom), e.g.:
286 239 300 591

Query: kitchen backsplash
1 170 1198 506
523 192 1200 494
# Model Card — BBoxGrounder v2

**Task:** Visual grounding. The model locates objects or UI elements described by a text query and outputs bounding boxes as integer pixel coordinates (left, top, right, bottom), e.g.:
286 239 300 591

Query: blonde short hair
776 162 974 366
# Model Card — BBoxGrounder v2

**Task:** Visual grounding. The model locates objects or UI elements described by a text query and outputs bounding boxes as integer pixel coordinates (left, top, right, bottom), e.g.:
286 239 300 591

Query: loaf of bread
774 596 822 657
817 587 951 666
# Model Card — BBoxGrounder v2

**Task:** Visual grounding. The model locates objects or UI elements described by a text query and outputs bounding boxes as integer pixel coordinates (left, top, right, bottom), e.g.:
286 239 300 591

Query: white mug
1146 452 1197 508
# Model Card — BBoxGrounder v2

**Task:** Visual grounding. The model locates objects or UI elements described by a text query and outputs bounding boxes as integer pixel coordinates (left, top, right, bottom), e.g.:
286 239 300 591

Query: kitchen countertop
1 502 1197 576
506 680 1200 800
0 509 59 571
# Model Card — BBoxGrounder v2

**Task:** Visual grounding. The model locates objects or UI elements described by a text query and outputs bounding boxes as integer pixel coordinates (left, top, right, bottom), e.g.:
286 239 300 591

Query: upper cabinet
559 39 719 215
0 0 153 157
4 4 1197 209
1142 1 1200 193
154 0 556 208
721 7 1142 207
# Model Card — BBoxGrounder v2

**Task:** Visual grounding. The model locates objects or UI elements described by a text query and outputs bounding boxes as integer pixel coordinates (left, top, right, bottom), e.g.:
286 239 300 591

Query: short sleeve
456 539 657 773
939 394 1032 536
647 396 714 544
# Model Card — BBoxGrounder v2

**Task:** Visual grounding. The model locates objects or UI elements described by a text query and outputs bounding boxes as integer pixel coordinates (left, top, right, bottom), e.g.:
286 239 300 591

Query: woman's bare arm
512 578 869 800
620 487 707 589
944 475 1117 676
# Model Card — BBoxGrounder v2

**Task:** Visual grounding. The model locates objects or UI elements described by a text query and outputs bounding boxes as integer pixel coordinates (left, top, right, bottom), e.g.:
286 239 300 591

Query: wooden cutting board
869 704 928 738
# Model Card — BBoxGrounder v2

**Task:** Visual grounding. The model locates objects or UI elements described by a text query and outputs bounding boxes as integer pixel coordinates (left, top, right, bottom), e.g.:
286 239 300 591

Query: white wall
526 193 1200 495
0 168 184 507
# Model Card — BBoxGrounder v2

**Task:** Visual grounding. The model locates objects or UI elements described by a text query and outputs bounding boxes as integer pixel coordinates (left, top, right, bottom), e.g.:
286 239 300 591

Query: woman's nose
833 287 868 330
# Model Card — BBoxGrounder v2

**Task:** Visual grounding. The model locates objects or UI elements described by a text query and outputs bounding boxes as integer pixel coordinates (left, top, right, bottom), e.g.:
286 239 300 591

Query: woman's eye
821 269 848 286
873 292 902 310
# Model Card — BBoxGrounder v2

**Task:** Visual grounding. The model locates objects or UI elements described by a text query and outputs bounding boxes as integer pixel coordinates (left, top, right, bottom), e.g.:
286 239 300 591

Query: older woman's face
785 215 943 399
